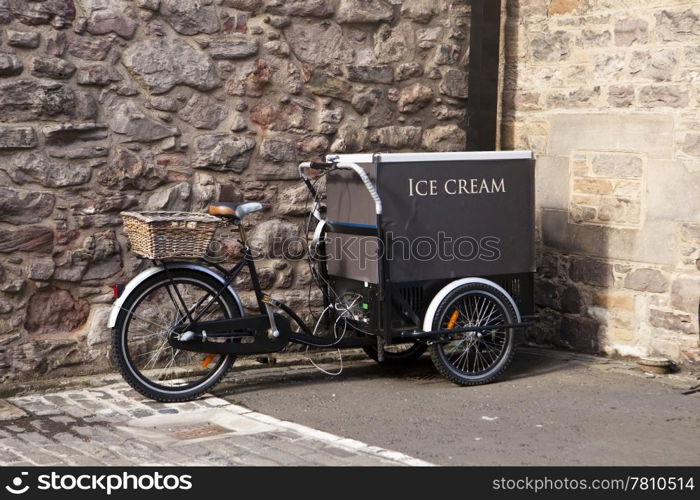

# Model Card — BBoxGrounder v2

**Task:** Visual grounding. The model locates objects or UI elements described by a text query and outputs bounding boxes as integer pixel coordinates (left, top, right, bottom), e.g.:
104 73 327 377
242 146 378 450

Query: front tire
428 282 517 386
112 268 242 402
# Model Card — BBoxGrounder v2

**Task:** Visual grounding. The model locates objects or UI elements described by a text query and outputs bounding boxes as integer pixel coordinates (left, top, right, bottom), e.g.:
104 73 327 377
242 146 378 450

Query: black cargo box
325 152 535 286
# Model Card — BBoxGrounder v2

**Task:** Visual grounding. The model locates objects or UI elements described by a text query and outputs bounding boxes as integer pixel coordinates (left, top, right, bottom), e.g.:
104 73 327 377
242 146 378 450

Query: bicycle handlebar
298 161 335 180
298 158 383 216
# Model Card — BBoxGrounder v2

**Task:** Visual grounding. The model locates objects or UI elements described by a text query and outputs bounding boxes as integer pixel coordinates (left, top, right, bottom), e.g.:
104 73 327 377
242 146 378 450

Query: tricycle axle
407 321 533 339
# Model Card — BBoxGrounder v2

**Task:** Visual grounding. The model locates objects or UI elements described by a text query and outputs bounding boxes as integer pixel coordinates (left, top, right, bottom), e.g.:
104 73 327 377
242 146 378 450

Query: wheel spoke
452 342 470 368
472 344 491 368
478 342 497 363
142 339 169 370
478 302 497 327
120 309 173 335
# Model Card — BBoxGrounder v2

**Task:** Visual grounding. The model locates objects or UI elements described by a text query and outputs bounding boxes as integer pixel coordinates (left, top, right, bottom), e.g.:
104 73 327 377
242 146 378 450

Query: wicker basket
121 211 222 259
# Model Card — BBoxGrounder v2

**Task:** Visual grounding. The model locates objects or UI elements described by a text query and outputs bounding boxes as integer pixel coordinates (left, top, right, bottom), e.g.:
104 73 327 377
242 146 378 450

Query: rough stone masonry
503 0 700 362
0 0 470 382
2 0 697 384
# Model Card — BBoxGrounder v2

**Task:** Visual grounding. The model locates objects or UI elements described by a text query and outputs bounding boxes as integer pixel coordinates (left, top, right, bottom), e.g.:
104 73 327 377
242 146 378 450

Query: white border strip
330 151 533 164
207 397 435 466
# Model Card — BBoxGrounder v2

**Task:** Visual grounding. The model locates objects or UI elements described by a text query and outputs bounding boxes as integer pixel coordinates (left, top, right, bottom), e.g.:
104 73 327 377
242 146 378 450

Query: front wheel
428 282 517 386
112 268 243 402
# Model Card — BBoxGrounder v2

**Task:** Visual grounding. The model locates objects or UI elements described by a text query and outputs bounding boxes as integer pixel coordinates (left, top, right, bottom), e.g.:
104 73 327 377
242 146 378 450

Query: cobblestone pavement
0 383 431 466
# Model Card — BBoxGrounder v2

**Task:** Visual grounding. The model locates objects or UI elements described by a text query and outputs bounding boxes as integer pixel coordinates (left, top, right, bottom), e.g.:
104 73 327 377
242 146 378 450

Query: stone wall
504 0 700 361
0 0 471 381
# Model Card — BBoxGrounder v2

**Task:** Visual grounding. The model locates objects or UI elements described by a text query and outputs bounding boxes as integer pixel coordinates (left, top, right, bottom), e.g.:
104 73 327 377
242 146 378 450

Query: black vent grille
490 273 534 316
496 277 522 302
398 286 425 313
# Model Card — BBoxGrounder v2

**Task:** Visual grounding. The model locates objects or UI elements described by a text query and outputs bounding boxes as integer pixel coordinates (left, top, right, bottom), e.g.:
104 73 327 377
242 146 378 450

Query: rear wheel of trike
428 282 517 386
112 269 242 402
363 342 427 365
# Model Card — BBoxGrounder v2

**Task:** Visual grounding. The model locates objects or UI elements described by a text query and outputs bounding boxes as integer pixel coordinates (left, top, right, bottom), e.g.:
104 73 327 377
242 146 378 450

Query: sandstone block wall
0 0 471 381
504 0 700 361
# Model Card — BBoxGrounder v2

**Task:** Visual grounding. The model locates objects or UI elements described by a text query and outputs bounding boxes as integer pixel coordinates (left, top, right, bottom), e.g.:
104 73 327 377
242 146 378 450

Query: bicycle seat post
236 220 248 246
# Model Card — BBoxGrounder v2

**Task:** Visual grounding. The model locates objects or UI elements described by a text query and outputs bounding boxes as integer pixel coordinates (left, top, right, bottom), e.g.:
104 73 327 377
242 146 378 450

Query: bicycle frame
157 233 377 352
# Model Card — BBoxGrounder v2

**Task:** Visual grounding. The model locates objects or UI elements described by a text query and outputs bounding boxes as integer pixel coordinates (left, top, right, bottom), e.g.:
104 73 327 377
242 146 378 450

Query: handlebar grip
298 161 335 179
308 162 335 169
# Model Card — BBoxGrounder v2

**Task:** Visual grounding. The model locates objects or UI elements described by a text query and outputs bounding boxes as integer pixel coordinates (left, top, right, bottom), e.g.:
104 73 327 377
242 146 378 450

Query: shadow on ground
215 348 575 397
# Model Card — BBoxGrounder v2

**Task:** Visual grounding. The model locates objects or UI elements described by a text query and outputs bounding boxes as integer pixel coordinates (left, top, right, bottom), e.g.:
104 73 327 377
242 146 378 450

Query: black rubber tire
112 268 242 402
428 282 517 386
363 342 427 365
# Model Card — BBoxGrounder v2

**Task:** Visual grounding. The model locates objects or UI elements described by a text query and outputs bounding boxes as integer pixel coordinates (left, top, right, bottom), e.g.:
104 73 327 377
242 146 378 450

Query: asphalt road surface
218 348 700 466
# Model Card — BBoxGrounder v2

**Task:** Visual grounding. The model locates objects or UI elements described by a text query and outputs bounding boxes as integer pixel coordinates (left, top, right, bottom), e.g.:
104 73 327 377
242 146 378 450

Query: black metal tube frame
158 239 375 349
